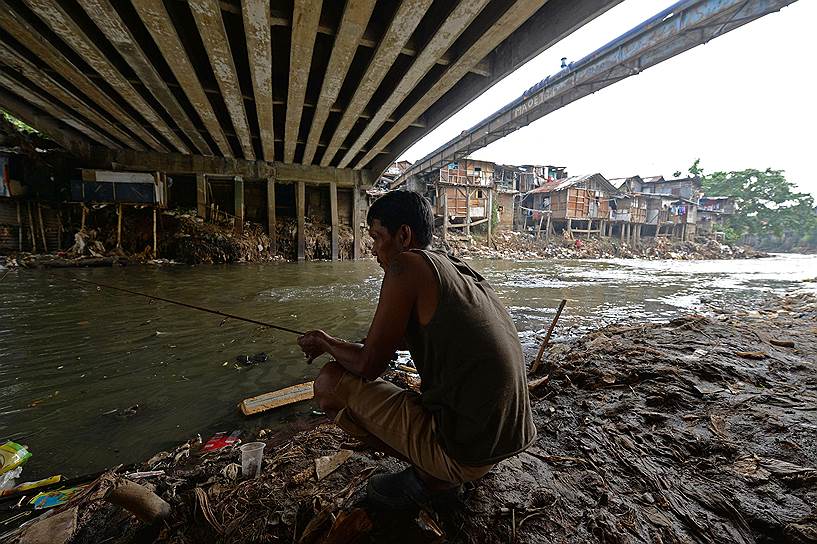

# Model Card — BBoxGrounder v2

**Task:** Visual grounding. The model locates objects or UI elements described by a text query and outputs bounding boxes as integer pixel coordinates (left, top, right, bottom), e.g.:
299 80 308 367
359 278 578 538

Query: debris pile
445 230 767 260
274 218 356 260
5 293 814 543
163 213 279 265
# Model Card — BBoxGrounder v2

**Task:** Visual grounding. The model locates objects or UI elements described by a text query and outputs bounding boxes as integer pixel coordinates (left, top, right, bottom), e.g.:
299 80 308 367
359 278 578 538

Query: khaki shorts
332 371 493 484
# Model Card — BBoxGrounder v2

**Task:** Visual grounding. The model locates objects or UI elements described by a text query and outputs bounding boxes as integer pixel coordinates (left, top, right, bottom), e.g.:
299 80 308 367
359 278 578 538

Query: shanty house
698 196 735 235
521 173 617 238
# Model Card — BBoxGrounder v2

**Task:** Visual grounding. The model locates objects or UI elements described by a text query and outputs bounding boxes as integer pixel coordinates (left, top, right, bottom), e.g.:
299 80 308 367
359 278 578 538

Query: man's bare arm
298 253 418 379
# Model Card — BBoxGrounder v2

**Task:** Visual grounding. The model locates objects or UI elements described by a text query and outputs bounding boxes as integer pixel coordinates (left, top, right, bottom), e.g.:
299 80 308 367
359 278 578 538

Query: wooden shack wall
496 192 515 230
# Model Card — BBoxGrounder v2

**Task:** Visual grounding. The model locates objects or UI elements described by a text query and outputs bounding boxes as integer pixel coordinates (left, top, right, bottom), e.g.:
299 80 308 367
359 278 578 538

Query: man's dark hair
366 190 434 247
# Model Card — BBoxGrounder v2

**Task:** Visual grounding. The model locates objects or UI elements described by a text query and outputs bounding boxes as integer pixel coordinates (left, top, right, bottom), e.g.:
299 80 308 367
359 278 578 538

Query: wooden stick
116 203 122 248
57 209 63 250
16 201 22 250
38 204 48 253
27 201 36 253
81 205 87 230
529 299 567 374
152 207 157 257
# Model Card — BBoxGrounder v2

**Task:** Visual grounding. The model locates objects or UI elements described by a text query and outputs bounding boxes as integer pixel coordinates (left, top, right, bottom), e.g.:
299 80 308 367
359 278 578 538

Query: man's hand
298 330 332 364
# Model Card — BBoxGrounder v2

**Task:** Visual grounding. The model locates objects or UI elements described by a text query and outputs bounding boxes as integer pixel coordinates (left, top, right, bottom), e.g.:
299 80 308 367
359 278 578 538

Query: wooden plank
320 0 432 167
239 381 314 416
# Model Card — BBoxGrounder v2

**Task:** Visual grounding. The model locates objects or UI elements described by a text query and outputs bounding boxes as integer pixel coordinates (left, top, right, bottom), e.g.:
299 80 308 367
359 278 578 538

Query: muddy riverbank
447 230 767 261
2 214 764 268
5 291 815 543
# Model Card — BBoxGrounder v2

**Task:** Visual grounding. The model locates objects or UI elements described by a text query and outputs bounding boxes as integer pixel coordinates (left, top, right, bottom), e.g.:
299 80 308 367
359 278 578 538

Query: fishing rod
0 269 9 282
74 278 305 336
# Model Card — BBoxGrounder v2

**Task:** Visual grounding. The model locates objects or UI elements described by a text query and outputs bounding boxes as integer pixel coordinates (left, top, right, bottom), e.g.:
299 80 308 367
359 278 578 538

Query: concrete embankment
4 292 814 543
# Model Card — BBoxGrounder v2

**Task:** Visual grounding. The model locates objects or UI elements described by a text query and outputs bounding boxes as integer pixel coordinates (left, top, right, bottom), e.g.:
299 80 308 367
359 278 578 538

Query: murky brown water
2 254 816 480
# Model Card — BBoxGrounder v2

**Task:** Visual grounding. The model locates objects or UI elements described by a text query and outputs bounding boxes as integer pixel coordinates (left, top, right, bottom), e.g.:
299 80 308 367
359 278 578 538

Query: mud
3 293 815 543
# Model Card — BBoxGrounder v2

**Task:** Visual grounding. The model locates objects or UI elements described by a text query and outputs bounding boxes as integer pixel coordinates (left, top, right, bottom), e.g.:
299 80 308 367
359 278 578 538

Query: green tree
702 168 817 240
688 158 704 178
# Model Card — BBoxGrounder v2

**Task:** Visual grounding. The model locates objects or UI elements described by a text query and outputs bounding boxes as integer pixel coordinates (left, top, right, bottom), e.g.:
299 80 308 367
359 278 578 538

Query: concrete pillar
196 173 207 218
352 184 361 259
266 178 277 253
567 218 573 239
234 176 244 232
330 181 339 260
296 181 305 261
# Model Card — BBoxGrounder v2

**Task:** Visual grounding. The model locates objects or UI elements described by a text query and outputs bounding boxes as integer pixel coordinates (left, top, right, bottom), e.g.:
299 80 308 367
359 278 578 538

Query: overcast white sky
398 0 817 198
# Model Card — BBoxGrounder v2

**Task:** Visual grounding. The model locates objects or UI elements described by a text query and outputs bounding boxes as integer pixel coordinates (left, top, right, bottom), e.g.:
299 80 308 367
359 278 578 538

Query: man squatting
298 190 535 508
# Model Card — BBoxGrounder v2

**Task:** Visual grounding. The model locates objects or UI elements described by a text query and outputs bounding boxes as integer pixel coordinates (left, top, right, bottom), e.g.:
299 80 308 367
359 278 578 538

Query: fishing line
74 278 305 336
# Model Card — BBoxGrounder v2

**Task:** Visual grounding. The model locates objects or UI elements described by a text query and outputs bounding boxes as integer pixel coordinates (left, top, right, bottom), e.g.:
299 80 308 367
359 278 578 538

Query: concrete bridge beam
23 0 185 153
284 0 323 164
320 0 433 167
189 0 255 160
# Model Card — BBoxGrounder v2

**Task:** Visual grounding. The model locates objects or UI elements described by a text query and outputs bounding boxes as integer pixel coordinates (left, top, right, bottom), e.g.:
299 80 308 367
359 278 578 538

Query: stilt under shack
296 181 305 261
27 202 36 253
545 212 552 240
487 188 493 245
266 178 277 253
330 181 339 260
116 204 122 249
152 207 157 257
16 201 22 251
37 204 47 252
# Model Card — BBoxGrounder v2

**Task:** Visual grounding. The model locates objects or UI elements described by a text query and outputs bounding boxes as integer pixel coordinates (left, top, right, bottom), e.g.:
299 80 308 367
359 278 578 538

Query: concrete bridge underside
0 0 624 176
0 0 627 259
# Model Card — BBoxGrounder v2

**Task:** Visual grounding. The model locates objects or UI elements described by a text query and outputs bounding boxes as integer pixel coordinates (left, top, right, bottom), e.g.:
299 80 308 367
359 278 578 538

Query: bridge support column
330 181 339 260
266 178 277 253
297 181 306 261
196 174 207 218
352 184 361 260
234 176 244 233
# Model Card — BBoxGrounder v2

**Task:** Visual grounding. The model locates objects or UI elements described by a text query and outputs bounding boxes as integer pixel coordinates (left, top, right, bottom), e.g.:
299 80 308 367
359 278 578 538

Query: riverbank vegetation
693 160 817 253
5 292 815 543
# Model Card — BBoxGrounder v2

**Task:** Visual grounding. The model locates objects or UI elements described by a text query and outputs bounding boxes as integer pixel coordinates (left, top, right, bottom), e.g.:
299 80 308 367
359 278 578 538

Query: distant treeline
689 160 817 253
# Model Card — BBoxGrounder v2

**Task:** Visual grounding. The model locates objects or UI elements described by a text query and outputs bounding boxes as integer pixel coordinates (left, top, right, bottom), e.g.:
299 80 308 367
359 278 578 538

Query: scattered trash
235 352 269 365
0 441 31 488
0 475 61 497
735 350 768 359
201 431 242 453
315 449 353 480
30 485 88 509
240 442 265 479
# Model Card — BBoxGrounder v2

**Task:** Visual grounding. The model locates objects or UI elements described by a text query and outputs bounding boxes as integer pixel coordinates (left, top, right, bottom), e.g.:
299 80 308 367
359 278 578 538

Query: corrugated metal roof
526 173 616 195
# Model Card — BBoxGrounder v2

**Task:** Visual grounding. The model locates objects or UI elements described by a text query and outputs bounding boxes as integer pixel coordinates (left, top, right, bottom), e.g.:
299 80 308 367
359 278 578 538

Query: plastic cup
240 442 265 478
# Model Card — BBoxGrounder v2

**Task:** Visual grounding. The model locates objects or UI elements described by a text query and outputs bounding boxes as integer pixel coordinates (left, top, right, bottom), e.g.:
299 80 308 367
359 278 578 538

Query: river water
2 254 816 480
